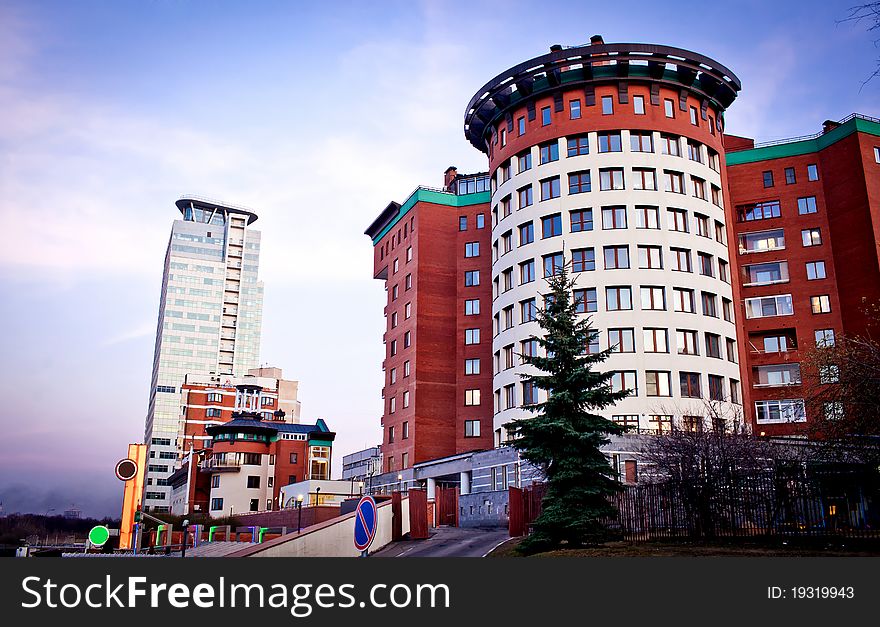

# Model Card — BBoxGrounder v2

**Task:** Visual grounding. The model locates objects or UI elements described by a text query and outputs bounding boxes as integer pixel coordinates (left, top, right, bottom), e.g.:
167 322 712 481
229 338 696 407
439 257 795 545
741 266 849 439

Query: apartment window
719 259 729 282
599 168 625 191
762 171 774 188
807 164 819 181
611 371 637 395
640 286 665 310
459 216 468 231
816 329 836 347
570 209 593 232
609 328 635 353
518 151 532 174
701 292 718 317
465 299 480 315
698 252 714 277
687 140 703 163
633 94 645 115
668 208 688 232
522 380 539 405
694 214 710 237
519 221 534 245
663 170 685 194
806 261 826 280
247 476 261 489
677 329 699 355
743 261 788 286
389 396 396 414
517 116 526 136
465 358 481 375
691 177 706 200
568 171 591 194
633 168 656 190
211 475 220 489
715 221 726 244
670 248 691 272
705 333 722 358
680 372 701 398
644 328 669 353
638 246 663 270
389 367 397 384
604 245 630 269
811 295 831 314
393 258 399 274
465 420 481 437
726 338 737 362
404 360 410 377
289 452 299 464
630 131 653 152
543 253 564 277
606 286 633 311
211 498 224 511
673 289 696 314
404 302 411 319
602 206 627 229
708 375 725 401
708 149 720 172
503 385 516 409
518 185 533 208
797 196 818 214
739 228 785 253
405 274 412 290
542 214 562 238
465 242 480 257
207 392 223 403
465 270 480 286
403 330 411 348
500 129 506 147
465 328 480 345
660 133 680 156
570 99 582 120
689 106 698 126
755 399 806 424
541 177 561 200
501 196 512 218
646 371 672 397
730 380 741 404
520 259 535 284
406 246 413 262
465 389 481 406
598 131 622 152
739 201 781 222
664 98 674 118
502 305 514 330
572 248 595 272
539 141 559 164
206 408 222 418
601 95 613 114
573 288 597 313
744 294 794 318
875 146 880 163
401 421 409 439
502 268 513 292
785 167 796 185
541 106 551 126
504 345 514 369
802 228 822 247
567 135 589 157
521 298 537 322
636 206 660 229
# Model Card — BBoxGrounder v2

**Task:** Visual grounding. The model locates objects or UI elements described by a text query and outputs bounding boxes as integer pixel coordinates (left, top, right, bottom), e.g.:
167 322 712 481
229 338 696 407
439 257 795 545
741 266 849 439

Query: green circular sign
88 525 110 547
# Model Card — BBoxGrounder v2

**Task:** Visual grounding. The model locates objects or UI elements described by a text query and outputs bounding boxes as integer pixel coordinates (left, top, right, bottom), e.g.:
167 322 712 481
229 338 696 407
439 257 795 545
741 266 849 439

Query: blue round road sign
353 496 378 552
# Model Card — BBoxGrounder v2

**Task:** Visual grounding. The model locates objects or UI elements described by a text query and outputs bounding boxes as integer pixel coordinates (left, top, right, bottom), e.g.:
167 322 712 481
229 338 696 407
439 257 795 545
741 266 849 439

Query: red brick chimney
443 166 458 191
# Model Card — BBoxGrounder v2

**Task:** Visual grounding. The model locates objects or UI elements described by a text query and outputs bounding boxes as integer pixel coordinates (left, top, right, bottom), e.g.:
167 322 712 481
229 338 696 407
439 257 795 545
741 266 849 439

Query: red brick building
365 171 494 472
725 114 880 435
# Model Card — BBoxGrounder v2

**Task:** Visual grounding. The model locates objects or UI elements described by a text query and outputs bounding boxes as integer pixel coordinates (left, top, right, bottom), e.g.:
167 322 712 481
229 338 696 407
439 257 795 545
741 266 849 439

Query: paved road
372 526 509 558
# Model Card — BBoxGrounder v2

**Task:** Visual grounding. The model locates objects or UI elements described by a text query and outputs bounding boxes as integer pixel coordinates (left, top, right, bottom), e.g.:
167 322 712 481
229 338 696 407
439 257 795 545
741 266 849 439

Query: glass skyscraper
143 196 264 512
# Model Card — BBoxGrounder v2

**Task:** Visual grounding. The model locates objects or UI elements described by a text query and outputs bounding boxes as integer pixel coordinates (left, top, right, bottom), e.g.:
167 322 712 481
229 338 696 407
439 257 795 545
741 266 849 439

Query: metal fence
609 468 880 541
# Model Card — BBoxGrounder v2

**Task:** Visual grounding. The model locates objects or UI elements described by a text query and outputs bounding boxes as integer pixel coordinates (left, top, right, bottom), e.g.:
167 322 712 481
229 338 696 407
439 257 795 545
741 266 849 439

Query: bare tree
840 2 880 86
799 306 880 464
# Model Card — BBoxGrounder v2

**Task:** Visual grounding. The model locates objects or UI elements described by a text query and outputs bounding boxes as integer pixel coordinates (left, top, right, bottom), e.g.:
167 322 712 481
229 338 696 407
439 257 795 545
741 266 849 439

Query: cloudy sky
1 0 877 518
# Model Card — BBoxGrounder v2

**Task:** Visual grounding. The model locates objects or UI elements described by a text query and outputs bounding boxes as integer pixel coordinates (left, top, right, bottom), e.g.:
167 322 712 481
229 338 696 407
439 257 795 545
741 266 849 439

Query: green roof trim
371 188 490 245
727 116 880 165
308 438 334 447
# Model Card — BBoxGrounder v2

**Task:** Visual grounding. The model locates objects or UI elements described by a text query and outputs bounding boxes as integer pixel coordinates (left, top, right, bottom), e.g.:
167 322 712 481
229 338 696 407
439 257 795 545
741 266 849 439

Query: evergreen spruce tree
507 260 630 553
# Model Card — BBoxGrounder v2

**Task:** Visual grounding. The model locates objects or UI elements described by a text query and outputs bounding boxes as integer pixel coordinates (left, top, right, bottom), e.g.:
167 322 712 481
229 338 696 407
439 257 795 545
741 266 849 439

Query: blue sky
1 0 877 517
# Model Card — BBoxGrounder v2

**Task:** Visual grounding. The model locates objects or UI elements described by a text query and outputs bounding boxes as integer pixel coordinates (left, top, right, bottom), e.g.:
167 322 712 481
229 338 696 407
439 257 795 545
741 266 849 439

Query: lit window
811 295 831 314
802 228 822 247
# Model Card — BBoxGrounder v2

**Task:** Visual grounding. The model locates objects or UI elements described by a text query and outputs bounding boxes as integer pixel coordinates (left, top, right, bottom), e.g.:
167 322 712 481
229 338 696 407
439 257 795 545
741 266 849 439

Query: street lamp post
181 519 190 558
315 486 321 506
296 494 304 533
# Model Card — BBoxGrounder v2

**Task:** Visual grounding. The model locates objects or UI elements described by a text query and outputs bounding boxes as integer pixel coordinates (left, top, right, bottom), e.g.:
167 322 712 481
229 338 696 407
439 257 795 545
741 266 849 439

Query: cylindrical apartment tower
464 37 743 441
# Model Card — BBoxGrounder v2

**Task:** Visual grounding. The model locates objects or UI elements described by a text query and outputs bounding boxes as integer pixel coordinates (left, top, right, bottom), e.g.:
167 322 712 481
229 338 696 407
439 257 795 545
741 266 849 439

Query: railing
751 113 880 149
200 458 242 470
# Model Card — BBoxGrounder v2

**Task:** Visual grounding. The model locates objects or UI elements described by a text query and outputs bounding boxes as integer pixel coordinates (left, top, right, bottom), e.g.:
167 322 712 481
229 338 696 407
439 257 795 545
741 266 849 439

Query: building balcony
748 348 800 364
199 458 241 472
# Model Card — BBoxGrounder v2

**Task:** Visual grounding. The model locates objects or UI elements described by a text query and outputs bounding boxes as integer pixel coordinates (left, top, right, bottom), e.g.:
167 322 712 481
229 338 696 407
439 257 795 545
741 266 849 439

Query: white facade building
490 130 742 440
143 196 264 512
